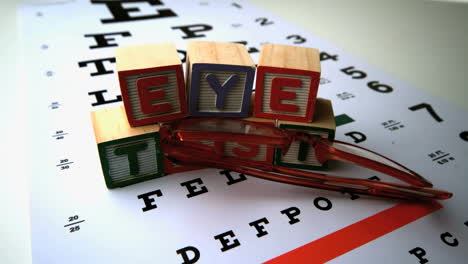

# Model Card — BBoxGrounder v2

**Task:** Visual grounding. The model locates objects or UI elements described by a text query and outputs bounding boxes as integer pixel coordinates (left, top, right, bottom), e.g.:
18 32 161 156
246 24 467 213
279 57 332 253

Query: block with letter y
186 41 255 117
117 43 187 126
254 44 321 122
91 106 164 188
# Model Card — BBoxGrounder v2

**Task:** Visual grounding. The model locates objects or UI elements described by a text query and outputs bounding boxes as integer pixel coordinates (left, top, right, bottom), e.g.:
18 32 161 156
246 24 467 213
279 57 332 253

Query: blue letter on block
206 73 240 110
189 64 255 117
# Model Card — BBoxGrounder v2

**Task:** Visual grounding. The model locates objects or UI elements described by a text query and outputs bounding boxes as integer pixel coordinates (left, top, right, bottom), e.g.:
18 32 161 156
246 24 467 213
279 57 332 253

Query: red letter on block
232 143 260 158
229 142 274 164
270 77 301 113
137 76 172 115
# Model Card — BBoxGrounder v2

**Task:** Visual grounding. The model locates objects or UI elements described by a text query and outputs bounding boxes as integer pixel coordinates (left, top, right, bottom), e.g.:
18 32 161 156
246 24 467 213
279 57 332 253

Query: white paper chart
19 0 468 263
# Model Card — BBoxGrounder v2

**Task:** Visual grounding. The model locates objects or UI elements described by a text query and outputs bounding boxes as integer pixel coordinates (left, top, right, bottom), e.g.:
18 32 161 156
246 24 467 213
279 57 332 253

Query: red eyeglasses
159 118 452 201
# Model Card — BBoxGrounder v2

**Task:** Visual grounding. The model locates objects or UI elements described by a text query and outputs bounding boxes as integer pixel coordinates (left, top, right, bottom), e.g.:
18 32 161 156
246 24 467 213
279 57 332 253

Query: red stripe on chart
264 201 442 264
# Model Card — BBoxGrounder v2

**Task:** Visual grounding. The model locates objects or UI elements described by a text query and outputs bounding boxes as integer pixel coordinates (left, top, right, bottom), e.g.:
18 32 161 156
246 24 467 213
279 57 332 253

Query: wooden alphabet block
172 116 275 165
186 41 255 117
274 98 335 170
117 43 187 126
91 106 164 188
254 44 321 122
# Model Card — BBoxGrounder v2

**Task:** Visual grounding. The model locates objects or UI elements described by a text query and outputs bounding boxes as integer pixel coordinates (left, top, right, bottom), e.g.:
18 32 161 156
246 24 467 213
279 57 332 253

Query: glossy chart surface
19 1 467 263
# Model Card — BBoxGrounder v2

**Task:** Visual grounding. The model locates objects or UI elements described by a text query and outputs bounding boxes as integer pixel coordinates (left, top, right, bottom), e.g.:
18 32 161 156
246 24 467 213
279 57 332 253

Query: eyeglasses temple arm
312 138 433 187
162 142 452 201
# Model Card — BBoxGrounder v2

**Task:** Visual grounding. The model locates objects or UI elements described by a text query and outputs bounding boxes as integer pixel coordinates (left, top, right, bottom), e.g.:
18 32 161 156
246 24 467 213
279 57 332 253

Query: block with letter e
254 44 321 122
117 43 187 126
275 98 335 170
91 106 164 188
186 41 255 117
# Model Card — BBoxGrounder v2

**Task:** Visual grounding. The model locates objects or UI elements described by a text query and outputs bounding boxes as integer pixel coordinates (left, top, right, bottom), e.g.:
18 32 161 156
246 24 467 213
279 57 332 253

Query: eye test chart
18 0 467 263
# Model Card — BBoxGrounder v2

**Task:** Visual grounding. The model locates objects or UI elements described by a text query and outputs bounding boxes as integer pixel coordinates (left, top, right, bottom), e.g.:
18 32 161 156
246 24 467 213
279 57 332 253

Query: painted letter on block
270 77 302 113
206 73 241 110
136 75 172 115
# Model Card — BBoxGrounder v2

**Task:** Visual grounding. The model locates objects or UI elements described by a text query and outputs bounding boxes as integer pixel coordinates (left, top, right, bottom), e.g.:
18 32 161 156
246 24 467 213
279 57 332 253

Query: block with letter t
91 106 164 188
254 44 321 122
275 98 336 170
186 41 255 117
117 43 187 126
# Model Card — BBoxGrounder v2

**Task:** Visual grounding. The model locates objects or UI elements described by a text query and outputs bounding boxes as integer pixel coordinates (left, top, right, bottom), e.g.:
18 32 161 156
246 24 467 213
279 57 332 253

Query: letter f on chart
206 73 240 110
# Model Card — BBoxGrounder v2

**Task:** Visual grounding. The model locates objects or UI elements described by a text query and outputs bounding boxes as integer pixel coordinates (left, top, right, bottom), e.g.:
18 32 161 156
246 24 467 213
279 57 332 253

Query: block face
275 125 335 170
119 65 187 126
189 64 254 117
255 66 320 122
98 133 164 188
